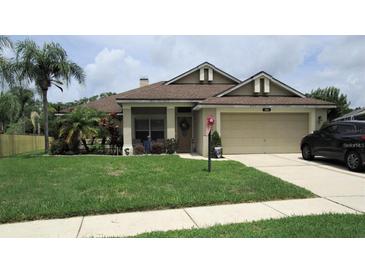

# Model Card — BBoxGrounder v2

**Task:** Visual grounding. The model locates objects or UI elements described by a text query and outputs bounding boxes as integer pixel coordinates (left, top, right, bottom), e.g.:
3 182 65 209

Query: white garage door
221 113 309 154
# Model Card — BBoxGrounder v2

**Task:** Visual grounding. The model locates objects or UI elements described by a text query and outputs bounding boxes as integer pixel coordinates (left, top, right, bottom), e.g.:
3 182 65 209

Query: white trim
193 104 336 111
217 71 305 98
164 62 240 85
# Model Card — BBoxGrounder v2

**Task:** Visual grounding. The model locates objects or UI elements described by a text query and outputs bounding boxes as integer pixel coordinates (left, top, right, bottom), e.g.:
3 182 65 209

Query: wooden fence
0 134 53 157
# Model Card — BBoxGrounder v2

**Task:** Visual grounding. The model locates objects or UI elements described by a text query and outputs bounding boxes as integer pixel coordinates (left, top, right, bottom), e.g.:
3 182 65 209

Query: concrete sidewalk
0 197 358 238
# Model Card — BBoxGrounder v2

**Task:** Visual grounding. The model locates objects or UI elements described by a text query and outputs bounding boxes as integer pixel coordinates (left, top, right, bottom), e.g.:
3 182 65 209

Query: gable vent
199 67 214 82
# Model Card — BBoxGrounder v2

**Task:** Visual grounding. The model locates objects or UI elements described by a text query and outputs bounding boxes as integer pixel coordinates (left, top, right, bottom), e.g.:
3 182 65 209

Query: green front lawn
0 154 313 224
136 214 365 238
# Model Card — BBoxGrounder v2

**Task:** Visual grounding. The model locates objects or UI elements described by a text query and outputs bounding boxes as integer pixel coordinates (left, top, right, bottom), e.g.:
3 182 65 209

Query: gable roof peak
250 71 273 79
216 70 305 98
164 62 241 85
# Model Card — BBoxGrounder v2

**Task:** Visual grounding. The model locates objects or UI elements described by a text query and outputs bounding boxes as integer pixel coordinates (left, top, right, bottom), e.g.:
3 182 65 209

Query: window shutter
208 68 213 81
254 78 260 93
199 68 204 81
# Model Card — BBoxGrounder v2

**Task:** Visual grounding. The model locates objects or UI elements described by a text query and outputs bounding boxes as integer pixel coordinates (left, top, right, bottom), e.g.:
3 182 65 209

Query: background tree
307 87 351 120
0 91 20 132
59 107 101 153
0 36 14 87
9 86 35 121
14 40 85 153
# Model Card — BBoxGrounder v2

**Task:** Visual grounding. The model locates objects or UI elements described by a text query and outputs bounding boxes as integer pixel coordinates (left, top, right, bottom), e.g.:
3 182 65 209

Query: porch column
215 109 221 135
308 109 316 133
122 105 133 155
166 106 176 139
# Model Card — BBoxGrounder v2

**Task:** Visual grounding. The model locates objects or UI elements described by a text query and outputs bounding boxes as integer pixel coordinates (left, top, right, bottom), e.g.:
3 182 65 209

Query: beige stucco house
81 62 336 156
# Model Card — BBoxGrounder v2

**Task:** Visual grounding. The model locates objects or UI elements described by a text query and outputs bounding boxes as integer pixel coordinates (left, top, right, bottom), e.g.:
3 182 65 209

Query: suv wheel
301 144 314 161
345 151 364 172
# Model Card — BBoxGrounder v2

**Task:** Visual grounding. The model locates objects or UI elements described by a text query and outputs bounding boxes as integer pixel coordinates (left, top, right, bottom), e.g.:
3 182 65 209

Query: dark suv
300 121 365 171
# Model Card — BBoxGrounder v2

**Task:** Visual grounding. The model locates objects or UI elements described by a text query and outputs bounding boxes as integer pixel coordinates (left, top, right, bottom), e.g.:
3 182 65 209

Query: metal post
208 130 211 172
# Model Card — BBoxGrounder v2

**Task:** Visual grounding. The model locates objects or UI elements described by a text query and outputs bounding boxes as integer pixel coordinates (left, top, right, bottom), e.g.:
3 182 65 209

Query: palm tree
0 36 14 87
14 40 85 153
59 107 101 153
30 111 41 134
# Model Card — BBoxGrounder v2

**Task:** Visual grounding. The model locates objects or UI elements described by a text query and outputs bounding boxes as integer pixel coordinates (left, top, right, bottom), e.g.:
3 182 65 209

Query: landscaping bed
136 214 365 238
0 154 313 223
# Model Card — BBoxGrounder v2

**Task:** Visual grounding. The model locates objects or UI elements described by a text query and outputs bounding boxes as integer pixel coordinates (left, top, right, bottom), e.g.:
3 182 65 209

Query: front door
177 117 192 152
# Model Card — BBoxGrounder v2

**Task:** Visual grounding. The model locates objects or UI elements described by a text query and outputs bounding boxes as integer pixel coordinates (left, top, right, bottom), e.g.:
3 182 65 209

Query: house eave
193 104 337 111
116 99 202 103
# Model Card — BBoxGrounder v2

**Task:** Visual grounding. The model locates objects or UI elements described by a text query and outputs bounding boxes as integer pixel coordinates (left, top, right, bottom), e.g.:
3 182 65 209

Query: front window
150 119 164 140
135 119 149 141
135 118 165 142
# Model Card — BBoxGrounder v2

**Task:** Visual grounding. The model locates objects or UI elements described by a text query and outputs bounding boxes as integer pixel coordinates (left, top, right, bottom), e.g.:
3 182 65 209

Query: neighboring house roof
198 96 336 106
164 62 241 85
82 94 122 113
217 71 305 98
333 108 365 121
61 94 122 113
117 82 234 101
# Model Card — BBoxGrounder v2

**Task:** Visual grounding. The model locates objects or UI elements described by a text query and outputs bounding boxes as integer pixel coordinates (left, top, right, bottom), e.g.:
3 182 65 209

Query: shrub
151 142 165 154
89 143 105 154
5 117 33 134
210 130 223 158
165 138 177 154
133 144 145 155
50 139 69 155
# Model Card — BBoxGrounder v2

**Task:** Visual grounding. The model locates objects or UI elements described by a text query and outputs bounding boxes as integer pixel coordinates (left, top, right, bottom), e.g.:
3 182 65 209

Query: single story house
77 62 336 156
333 108 365 121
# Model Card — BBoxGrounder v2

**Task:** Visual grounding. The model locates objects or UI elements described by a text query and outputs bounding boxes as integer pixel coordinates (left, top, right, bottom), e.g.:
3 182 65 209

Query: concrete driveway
225 154 365 213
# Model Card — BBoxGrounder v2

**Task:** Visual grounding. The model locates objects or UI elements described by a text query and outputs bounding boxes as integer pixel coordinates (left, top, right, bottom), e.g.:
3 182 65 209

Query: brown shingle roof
117 82 235 100
62 82 235 113
62 83 334 114
200 96 336 106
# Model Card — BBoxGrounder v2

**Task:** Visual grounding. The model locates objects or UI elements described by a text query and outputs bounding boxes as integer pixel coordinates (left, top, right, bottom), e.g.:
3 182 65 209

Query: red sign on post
206 115 215 135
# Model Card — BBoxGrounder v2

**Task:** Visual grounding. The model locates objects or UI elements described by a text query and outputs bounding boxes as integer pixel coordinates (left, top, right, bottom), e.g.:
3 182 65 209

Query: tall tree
307 87 351 120
0 36 14 87
14 40 85 153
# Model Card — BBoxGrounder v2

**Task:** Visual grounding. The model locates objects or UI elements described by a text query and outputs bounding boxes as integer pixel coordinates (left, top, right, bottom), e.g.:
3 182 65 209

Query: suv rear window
337 124 356 133
357 123 365 133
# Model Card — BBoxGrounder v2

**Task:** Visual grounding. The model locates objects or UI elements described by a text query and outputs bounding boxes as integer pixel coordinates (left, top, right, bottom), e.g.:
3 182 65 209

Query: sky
10 35 365 107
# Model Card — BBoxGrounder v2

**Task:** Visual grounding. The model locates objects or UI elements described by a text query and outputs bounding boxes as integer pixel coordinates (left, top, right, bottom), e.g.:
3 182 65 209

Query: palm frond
0 36 13 49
